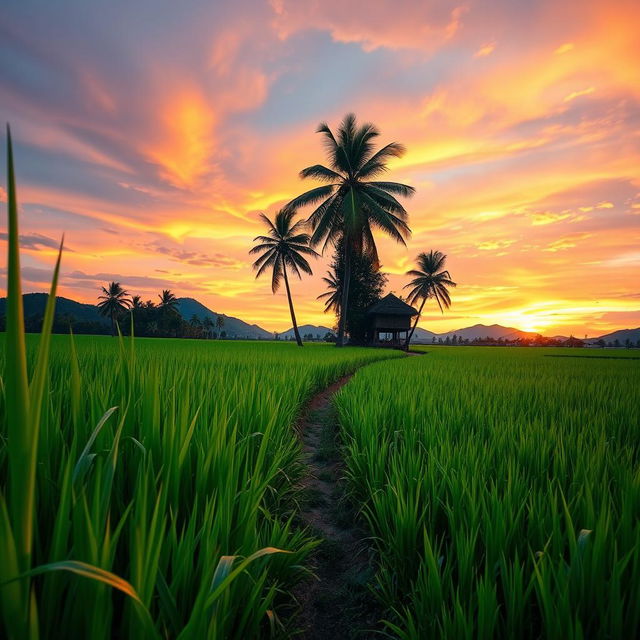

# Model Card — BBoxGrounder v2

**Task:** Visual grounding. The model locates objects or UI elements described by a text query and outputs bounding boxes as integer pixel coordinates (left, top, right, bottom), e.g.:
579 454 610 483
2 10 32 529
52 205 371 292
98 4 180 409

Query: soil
291 375 383 639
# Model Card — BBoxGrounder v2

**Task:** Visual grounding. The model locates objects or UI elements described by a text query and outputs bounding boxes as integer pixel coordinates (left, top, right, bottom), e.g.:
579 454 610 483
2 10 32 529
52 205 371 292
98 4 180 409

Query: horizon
7 290 638 340
1 1 639 335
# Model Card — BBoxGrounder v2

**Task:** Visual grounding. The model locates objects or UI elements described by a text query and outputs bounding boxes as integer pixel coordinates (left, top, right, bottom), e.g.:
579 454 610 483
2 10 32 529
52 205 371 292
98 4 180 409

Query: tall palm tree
97 281 131 336
403 250 457 348
285 113 414 346
250 209 317 347
317 268 341 314
158 289 178 312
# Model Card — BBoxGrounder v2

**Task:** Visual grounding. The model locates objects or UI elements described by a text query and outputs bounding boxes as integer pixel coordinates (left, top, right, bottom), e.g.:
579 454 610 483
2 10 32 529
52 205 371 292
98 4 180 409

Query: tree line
96 285 226 338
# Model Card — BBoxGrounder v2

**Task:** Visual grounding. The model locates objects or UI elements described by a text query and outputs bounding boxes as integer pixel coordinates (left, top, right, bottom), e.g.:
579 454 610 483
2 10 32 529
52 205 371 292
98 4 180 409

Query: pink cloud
270 0 465 52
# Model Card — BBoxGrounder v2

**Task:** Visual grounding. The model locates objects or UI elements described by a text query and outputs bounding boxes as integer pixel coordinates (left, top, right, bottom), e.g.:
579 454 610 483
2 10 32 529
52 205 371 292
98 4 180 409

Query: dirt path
292 374 382 639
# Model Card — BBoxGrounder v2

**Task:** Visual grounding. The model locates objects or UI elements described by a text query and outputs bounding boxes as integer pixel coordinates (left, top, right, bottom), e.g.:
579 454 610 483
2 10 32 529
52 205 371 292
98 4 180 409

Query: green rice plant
0 127 155 639
335 347 640 639
0 130 404 637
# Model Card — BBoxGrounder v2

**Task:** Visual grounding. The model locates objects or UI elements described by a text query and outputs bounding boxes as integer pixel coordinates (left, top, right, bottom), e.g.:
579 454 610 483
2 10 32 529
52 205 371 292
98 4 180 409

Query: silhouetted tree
321 237 387 344
285 113 414 346
203 316 214 339
97 281 131 336
403 250 456 348
250 209 317 347
317 269 341 314
158 289 178 312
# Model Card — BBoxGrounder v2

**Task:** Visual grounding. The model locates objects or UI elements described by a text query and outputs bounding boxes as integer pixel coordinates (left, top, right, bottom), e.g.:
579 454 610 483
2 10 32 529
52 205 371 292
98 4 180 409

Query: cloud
0 232 68 251
555 43 574 55
270 0 465 52
530 212 573 225
476 239 515 251
564 87 595 103
543 233 591 252
150 244 245 268
474 42 496 58
63 270 208 293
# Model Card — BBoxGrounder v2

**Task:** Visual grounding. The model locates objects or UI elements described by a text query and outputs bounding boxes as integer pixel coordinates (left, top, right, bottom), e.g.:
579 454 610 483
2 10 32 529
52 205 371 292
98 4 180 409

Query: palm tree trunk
405 297 427 349
282 265 303 347
110 309 115 337
336 242 351 348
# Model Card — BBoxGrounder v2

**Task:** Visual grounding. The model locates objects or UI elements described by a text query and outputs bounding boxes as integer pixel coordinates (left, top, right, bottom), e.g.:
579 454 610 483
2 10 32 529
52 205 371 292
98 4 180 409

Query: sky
0 0 639 336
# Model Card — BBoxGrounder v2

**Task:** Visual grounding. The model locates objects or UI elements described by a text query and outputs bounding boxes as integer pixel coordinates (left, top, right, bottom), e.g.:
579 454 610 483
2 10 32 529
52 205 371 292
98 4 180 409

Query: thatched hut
365 293 418 348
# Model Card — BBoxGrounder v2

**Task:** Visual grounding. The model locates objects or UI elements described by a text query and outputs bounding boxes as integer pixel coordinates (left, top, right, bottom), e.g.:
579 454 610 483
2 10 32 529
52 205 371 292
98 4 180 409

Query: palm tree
317 268 341 314
128 294 143 335
285 113 414 346
215 315 225 336
97 282 131 336
250 209 317 347
403 250 457 348
203 316 214 339
158 289 178 312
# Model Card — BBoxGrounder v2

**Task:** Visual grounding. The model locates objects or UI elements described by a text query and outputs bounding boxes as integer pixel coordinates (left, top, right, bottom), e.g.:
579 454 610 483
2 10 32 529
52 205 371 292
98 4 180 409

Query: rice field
0 334 402 638
2 147 638 636
335 347 640 639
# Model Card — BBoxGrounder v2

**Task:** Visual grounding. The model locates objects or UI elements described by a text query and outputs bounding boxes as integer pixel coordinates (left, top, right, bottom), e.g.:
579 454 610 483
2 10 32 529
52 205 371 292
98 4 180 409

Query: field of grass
335 346 640 639
0 334 402 638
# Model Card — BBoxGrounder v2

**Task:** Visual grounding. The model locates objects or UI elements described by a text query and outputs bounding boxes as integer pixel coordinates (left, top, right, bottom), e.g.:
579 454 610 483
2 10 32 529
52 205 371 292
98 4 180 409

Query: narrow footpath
293 374 381 639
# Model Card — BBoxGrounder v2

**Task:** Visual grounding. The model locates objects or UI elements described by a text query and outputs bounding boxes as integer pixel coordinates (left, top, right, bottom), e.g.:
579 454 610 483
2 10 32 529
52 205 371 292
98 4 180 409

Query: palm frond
299 164 343 183
357 142 406 178
368 181 416 198
284 185 337 213
270 255 283 293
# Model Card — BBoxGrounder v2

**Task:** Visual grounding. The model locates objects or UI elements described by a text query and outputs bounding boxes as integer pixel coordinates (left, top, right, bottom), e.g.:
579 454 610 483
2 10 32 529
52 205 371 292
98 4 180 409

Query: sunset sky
1 0 639 336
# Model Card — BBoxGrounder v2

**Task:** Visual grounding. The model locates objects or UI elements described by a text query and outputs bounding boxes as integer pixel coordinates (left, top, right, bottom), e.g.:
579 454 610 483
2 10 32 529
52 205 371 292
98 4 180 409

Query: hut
365 293 418 348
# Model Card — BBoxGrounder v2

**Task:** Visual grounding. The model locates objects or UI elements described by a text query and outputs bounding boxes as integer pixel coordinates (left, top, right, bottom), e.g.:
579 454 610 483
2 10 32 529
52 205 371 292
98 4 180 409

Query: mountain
409 327 438 343
439 324 538 341
176 298 272 339
277 324 333 340
0 293 107 325
587 327 640 344
0 294 272 339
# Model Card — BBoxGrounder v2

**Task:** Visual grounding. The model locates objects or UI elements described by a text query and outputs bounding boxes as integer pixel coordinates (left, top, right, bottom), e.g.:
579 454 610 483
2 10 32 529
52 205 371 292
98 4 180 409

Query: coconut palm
250 209 317 347
403 250 457 348
203 316 214 339
158 289 178 312
317 268 341 314
130 295 143 310
97 281 131 336
215 315 225 335
285 113 414 346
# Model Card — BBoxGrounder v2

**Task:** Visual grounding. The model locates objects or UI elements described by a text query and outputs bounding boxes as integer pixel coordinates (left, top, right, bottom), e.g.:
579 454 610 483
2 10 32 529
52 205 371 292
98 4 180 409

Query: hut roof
366 293 418 317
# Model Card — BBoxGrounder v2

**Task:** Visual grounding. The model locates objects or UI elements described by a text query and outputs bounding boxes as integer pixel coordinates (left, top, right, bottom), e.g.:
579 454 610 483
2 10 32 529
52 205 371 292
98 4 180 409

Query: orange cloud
474 42 496 58
146 91 216 188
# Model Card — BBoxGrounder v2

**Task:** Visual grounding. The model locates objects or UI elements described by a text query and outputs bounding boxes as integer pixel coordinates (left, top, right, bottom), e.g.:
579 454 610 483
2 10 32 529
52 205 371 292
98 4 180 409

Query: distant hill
0 293 107 325
439 324 538 341
176 298 272 339
410 323 536 343
0 294 273 339
587 327 640 344
277 324 333 340
409 327 438 343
